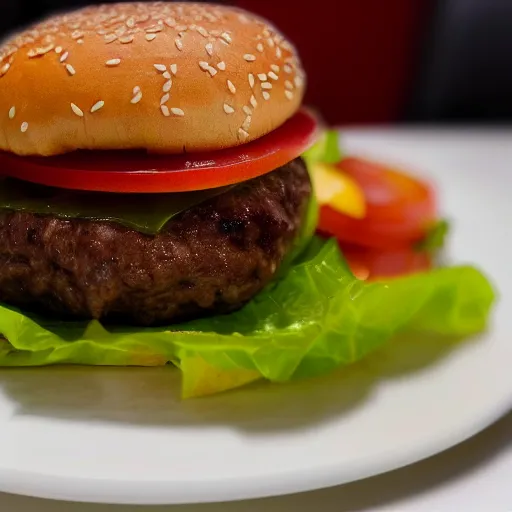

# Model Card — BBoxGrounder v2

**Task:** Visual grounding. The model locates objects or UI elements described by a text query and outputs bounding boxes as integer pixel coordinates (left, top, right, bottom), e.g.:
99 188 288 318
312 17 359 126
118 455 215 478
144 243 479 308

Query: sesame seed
285 80 294 90
120 35 134 44
284 64 292 74
205 43 213 56
242 116 252 131
133 86 141 95
20 122 28 133
104 34 117 44
275 47 282 59
244 54 256 62
199 61 209 71
171 107 185 116
161 105 170 116
0 63 10 75
55 46 63 54
207 66 217 77
263 29 271 38
60 51 69 63
70 103 84 117
145 34 157 42
40 43 55 54
154 64 167 72
71 30 84 40
145 26 163 33
238 14 250 24
198 27 209 38
163 80 172 93
271 64 280 73
165 17 176 27
126 17 135 28
227 80 236 94
238 128 249 140
106 58 121 66
170 64 178 75
223 103 235 114
90 100 105 113
262 91 271 101
160 93 170 105
8 106 15 119
175 25 188 32
267 38 275 48
250 95 258 108
221 32 232 44
248 73 255 88
285 90 294 100
65 64 76 76
261 82 273 89
256 43 264 53
27 49 39 58
217 61 226 71
268 71 279 81
257 74 267 82
243 106 252 116
131 91 143 104
295 76 304 88
77 39 84 45
162 71 171 79
175 38 183 51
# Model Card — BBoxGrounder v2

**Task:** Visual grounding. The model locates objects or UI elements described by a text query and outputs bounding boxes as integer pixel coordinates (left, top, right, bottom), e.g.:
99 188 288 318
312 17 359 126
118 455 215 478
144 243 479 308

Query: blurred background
1 0 511 126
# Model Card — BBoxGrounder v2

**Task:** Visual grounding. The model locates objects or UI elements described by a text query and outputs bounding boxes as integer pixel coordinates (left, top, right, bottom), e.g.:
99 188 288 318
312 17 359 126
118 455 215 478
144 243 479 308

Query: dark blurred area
1 0 511 126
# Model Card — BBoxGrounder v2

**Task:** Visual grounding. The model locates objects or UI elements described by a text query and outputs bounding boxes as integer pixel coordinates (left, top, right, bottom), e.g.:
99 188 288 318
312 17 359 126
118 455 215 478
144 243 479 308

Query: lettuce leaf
302 129 343 165
417 219 450 252
0 238 495 398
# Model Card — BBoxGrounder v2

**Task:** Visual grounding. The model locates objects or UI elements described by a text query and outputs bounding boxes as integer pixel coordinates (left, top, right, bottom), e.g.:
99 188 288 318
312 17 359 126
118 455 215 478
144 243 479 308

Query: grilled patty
0 157 311 325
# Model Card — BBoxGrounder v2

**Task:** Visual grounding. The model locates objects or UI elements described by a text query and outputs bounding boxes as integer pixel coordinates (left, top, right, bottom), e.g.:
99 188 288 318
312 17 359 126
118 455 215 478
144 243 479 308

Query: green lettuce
302 129 343 166
0 238 495 398
417 219 450 252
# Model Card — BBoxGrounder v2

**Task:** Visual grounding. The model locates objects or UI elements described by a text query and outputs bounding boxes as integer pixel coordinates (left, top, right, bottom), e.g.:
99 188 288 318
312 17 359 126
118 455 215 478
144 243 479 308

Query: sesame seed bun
0 2 306 156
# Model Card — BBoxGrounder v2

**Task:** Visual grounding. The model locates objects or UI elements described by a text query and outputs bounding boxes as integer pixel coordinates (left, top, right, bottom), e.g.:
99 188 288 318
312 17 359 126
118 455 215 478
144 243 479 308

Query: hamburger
0 1 318 326
0 2 494 398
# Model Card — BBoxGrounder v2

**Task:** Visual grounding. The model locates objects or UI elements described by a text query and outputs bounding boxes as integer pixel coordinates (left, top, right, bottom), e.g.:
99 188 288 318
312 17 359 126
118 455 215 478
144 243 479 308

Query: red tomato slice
318 157 437 249
0 109 319 193
341 242 433 281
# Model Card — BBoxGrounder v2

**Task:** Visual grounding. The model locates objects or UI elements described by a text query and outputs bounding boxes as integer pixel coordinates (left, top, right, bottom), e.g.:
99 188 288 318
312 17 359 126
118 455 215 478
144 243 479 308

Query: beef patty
0 158 311 325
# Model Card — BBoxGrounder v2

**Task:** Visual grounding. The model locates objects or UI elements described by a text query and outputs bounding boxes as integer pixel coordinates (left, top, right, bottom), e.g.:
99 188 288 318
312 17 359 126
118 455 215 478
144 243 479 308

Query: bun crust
0 2 306 156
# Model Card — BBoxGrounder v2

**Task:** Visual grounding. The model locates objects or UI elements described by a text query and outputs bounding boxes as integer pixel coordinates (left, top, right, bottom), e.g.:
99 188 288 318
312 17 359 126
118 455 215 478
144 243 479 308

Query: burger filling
0 158 311 325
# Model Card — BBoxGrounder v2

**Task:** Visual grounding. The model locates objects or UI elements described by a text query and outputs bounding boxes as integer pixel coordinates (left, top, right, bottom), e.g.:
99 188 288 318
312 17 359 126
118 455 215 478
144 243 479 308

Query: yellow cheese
310 162 366 219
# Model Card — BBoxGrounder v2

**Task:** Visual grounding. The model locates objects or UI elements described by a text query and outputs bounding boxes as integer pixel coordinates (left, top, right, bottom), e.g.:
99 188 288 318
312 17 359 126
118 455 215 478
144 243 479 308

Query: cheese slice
310 162 366 219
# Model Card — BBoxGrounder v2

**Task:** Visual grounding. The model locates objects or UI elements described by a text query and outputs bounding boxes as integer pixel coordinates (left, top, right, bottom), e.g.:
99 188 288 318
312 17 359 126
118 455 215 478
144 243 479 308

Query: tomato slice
317 157 437 248
0 109 319 193
340 242 433 281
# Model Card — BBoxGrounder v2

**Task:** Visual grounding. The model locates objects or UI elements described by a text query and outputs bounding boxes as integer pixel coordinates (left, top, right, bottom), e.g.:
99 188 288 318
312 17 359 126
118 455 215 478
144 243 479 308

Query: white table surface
1 128 511 511
0 411 510 511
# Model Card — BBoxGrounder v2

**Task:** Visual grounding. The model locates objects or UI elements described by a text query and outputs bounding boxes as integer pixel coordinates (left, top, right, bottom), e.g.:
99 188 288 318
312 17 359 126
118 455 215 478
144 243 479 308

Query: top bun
0 2 306 156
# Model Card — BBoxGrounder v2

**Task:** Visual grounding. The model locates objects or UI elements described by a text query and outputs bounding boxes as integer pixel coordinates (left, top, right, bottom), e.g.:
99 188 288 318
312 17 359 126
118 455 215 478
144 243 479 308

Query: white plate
0 129 511 505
